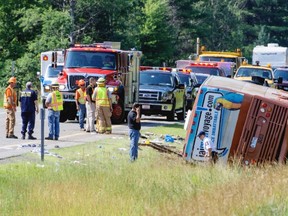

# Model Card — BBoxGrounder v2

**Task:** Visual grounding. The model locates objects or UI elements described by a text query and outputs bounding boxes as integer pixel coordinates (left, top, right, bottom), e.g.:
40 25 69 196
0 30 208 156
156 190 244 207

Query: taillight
43 55 48 61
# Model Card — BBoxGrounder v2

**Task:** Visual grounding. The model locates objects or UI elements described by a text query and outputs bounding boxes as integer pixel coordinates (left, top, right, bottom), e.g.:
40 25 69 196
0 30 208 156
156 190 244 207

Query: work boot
28 135 37 140
7 135 18 139
45 137 53 140
21 134 25 140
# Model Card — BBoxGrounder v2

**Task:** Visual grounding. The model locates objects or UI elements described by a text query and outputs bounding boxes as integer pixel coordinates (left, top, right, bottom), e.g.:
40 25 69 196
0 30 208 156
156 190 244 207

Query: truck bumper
140 103 173 115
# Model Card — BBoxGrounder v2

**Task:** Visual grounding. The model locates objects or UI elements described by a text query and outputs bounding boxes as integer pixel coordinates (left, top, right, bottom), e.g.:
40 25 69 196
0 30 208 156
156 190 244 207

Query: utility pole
69 0 76 45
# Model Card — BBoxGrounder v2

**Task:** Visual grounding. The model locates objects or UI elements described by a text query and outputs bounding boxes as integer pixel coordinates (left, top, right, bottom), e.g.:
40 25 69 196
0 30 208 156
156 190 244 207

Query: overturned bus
183 76 288 165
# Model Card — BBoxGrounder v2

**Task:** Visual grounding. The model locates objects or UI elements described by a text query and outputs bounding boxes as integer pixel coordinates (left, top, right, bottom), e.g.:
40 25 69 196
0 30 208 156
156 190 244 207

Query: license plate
142 105 150 109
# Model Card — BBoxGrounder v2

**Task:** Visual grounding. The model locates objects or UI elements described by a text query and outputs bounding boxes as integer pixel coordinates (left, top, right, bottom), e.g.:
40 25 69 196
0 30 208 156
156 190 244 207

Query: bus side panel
184 86 244 163
236 96 288 165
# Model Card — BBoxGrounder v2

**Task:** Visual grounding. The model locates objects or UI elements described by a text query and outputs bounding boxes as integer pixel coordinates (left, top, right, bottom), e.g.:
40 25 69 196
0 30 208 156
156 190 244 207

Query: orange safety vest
76 88 86 104
95 87 110 107
4 86 17 109
51 90 63 111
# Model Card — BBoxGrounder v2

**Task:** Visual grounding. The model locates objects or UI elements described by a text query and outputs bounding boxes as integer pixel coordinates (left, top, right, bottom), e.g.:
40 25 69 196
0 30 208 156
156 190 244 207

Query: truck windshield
236 68 272 79
186 66 221 76
47 65 63 78
65 51 116 70
274 69 288 81
178 74 191 86
200 56 236 63
140 72 173 87
195 74 209 84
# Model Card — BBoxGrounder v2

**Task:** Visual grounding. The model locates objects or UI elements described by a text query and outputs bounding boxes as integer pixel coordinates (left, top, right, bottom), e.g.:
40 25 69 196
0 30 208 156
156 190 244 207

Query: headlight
162 92 173 101
108 87 118 93
59 84 66 91
44 85 50 92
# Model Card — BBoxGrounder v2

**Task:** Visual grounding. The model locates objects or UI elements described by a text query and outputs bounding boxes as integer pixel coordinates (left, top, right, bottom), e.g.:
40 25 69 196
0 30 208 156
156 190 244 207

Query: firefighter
45 82 63 140
75 79 86 131
19 82 39 140
92 77 113 134
4 77 18 139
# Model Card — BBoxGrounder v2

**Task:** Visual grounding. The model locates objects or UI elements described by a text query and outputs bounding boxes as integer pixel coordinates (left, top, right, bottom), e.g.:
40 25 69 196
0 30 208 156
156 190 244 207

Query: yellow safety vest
76 88 86 104
95 87 110 107
51 90 63 111
4 86 17 109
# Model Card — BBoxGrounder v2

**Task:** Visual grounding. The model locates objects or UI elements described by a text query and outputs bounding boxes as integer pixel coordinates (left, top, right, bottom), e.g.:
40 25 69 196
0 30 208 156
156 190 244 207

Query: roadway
0 108 184 160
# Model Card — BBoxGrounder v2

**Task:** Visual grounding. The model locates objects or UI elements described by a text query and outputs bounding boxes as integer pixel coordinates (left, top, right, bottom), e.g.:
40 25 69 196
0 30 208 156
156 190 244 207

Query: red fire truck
42 42 142 123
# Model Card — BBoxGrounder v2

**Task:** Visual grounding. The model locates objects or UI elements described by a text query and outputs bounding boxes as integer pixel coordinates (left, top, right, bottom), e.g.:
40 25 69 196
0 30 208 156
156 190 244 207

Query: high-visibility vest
51 90 63 111
4 86 17 109
95 87 110 107
76 88 86 104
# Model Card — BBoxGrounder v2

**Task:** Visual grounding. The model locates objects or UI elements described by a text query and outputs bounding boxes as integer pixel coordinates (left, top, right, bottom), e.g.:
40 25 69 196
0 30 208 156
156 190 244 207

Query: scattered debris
139 141 182 157
54 145 60 148
36 164 45 168
118 148 127 151
165 135 174 143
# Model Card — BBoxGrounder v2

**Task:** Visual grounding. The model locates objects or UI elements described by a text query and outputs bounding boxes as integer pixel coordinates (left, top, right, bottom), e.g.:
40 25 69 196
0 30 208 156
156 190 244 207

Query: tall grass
0 128 287 215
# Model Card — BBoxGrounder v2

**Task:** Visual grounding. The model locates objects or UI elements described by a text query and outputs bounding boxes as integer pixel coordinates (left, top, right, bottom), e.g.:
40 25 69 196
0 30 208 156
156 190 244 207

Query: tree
140 0 176 66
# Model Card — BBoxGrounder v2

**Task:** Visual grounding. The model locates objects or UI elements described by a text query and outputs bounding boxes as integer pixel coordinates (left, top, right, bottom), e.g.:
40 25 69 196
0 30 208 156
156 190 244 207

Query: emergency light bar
73 43 112 49
140 66 172 71
189 62 218 67
174 68 192 73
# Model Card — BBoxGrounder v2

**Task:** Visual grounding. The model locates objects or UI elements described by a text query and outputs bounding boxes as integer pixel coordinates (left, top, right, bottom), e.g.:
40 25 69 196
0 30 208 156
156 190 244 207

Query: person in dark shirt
19 82 39 139
85 77 97 133
127 103 141 161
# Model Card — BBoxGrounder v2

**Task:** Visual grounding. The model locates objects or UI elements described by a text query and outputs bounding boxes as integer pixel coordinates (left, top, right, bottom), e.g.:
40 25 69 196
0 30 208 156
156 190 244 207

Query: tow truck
139 66 186 121
41 43 142 123
234 62 274 87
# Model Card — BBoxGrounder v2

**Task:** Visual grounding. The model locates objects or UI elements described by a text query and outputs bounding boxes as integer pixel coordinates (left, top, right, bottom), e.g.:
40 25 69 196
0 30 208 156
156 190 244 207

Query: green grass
0 124 288 215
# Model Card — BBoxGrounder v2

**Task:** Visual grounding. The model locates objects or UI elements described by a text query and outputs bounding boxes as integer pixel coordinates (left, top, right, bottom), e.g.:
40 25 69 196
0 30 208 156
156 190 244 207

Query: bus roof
203 76 288 103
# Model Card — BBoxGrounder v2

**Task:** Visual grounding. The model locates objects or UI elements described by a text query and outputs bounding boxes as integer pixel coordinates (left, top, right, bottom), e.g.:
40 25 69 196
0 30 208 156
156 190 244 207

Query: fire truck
41 42 142 123
183 76 288 165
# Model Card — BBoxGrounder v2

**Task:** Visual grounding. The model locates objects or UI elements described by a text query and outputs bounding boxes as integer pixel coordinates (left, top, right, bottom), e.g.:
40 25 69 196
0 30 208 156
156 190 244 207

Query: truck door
174 76 185 110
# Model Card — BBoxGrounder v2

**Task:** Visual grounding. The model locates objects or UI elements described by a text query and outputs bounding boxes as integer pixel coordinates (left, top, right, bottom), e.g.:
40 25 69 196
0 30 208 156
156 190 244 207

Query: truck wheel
111 99 125 124
167 102 175 121
60 111 68 123
177 100 186 121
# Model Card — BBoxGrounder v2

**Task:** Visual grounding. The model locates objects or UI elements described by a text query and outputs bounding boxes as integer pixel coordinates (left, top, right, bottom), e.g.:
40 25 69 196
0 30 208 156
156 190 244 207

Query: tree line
0 0 287 88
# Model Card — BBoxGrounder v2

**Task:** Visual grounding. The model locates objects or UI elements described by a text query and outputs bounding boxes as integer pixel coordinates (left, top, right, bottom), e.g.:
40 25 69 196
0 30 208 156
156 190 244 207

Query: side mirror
273 77 283 84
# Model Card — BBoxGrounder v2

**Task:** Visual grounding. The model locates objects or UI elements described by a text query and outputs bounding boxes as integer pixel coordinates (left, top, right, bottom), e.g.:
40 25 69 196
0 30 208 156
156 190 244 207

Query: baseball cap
197 131 206 137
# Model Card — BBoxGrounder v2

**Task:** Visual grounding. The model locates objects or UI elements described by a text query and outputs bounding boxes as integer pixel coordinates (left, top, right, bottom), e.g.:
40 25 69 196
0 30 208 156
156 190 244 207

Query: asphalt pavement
0 108 183 160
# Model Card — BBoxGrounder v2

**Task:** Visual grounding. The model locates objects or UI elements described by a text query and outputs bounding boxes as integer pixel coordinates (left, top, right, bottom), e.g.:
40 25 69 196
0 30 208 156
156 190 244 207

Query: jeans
48 109 60 139
21 111 35 135
129 129 140 161
78 103 86 129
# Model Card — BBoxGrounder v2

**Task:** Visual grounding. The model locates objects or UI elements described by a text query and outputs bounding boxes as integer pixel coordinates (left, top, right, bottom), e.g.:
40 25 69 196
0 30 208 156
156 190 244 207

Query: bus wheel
111 99 125 124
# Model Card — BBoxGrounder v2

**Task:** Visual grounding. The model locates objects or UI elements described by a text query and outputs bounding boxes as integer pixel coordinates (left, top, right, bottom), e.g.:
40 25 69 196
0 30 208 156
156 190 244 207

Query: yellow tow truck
234 62 274 87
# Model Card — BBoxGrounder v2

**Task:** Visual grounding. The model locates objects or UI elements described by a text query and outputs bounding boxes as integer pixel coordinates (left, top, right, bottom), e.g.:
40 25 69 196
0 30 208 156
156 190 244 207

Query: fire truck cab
42 43 142 123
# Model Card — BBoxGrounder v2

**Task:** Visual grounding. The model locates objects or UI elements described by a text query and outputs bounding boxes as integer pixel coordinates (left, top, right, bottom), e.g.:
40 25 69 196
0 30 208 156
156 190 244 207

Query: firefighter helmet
8 77 17 83
97 77 106 84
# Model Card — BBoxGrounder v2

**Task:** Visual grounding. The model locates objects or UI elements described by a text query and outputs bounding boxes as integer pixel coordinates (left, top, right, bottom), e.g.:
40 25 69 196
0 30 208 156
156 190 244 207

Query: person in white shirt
198 131 218 164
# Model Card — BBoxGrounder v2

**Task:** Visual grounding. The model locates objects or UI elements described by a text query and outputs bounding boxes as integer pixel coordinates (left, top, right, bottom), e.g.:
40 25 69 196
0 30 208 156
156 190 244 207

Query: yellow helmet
97 77 106 84
8 77 17 83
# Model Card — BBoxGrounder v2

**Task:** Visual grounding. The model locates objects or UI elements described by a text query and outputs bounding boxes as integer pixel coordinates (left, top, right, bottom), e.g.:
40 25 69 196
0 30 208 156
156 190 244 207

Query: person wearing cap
127 103 141 161
45 82 63 140
19 82 39 140
92 77 112 134
75 79 87 131
85 77 97 133
4 77 18 139
198 131 218 164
